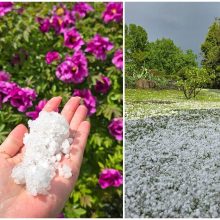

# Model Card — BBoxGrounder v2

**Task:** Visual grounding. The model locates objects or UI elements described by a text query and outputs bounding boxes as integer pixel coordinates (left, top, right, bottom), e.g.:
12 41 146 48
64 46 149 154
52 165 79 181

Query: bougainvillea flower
26 99 47 119
56 50 88 84
63 28 84 50
52 4 67 17
45 51 61 64
94 75 111 94
73 2 94 18
36 17 51 33
85 34 114 60
73 89 96 116
108 117 123 141
3 84 37 112
0 2 13 17
99 168 123 189
112 49 123 71
102 2 123 23
0 71 10 81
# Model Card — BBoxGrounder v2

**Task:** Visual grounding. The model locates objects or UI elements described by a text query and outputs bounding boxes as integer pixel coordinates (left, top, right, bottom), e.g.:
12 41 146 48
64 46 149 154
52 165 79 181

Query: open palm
0 96 90 217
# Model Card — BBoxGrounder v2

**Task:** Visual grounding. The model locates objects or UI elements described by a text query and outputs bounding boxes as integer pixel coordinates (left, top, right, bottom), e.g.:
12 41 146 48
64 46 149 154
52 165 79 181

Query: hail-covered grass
125 89 220 119
125 89 220 217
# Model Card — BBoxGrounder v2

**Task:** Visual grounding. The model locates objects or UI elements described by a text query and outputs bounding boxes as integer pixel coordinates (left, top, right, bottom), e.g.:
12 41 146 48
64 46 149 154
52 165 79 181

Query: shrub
125 64 168 89
0 2 123 218
176 67 214 99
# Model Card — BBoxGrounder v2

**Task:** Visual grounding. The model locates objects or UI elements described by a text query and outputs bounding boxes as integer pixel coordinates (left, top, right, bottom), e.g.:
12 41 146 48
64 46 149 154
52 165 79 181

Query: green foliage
125 23 198 89
125 24 149 70
176 67 214 99
147 39 197 75
201 18 220 88
0 3 122 218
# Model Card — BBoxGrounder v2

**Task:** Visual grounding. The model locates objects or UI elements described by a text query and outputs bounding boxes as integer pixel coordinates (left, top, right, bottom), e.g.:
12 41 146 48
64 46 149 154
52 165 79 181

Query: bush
125 64 168 89
176 67 214 99
0 2 123 218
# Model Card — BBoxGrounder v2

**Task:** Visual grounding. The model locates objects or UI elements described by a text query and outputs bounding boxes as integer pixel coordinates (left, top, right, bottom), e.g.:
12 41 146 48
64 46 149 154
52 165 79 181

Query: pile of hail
11 111 73 196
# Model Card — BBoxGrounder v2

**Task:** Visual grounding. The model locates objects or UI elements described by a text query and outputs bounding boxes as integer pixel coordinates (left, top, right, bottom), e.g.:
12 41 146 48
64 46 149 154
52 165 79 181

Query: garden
0 2 123 218
125 20 220 217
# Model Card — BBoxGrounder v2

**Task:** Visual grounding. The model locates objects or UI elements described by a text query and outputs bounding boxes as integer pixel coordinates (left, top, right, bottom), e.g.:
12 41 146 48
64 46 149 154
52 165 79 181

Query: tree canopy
201 18 220 88
125 23 198 79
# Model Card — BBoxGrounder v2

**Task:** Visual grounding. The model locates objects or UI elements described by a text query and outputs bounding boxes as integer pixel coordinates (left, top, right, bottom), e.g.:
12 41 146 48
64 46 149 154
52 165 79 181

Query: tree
147 38 197 75
125 24 149 69
177 67 214 99
201 18 220 88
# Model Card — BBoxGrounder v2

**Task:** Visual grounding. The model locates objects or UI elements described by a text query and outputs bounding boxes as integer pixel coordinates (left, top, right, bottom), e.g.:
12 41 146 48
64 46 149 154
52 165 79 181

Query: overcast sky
125 2 220 61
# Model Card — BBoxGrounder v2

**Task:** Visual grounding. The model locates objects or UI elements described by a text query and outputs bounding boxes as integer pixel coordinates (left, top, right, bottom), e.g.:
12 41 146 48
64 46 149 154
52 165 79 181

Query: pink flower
112 49 123 71
11 49 29 66
94 75 111 94
108 117 123 141
15 7 24 15
8 87 37 112
63 28 84 51
73 3 94 18
57 213 65 218
99 168 123 189
51 11 75 34
56 50 88 84
0 2 13 17
45 51 60 64
0 71 10 81
85 34 114 60
73 89 96 116
26 99 47 120
0 81 37 112
36 17 51 33
102 2 123 23
0 81 16 108
52 4 67 17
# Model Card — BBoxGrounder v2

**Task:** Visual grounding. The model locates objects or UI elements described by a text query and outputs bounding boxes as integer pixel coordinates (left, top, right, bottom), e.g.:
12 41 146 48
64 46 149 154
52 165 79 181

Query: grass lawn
125 89 220 119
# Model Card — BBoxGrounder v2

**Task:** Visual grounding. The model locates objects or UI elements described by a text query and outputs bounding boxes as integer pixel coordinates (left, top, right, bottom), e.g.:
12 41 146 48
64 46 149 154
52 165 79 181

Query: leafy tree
201 18 220 88
147 38 197 75
177 67 214 99
125 24 149 69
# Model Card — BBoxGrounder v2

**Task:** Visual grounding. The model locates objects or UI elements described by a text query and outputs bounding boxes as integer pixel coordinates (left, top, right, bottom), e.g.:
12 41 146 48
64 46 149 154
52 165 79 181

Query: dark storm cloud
125 2 220 61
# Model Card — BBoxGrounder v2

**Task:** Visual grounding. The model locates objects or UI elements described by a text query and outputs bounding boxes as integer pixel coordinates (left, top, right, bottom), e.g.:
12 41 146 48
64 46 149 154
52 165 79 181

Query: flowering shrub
0 2 123 218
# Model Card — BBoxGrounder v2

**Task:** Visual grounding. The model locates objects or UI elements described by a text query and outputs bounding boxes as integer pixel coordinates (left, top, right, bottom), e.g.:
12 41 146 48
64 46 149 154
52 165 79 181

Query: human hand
0 96 90 217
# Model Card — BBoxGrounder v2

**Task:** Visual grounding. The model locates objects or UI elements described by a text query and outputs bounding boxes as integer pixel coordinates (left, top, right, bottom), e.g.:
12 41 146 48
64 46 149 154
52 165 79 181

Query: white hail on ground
125 109 220 218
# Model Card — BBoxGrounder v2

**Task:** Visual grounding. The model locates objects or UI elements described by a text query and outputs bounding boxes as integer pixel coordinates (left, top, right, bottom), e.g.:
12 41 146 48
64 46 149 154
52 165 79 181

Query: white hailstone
58 164 72 179
64 154 70 159
68 138 73 145
61 139 71 154
11 111 73 196
56 153 62 162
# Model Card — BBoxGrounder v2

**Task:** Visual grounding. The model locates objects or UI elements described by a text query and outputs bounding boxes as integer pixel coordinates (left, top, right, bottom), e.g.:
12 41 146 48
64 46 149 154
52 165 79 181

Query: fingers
0 124 27 157
61 97 81 123
70 105 88 133
42 96 62 112
63 121 91 179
